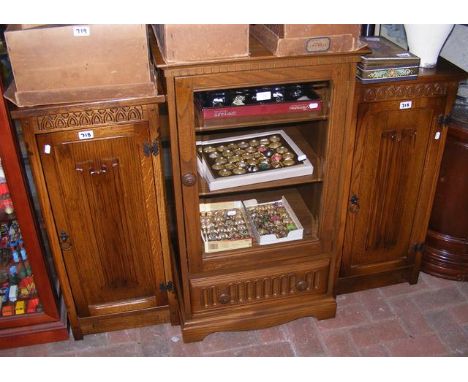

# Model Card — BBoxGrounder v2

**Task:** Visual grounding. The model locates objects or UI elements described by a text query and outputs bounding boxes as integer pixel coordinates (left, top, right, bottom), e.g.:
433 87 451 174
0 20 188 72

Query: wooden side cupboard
422 105 468 280
154 36 365 342
336 59 466 294
11 96 177 339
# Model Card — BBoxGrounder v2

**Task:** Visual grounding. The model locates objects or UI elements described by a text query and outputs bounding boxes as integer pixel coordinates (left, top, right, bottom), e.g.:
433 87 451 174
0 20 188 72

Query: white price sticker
400 100 412 110
256 91 272 101
73 26 90 37
44 144 51 154
78 130 94 140
308 102 319 109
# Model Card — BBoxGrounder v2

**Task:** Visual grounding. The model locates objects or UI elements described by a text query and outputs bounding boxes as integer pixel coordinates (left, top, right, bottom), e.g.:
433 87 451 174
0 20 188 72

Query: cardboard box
4 24 157 107
243 196 304 245
153 24 249 64
199 201 253 253
251 24 366 56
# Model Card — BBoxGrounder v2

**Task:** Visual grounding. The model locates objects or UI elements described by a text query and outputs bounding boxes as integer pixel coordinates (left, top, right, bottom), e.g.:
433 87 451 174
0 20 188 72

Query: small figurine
2 304 14 316
26 297 40 313
19 276 36 297
12 249 20 263
9 285 18 302
20 248 27 261
15 300 25 315
231 95 246 106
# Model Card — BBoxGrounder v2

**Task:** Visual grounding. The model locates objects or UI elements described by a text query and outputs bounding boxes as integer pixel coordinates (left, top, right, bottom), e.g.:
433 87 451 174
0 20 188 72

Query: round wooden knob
182 173 196 187
296 280 308 291
218 293 231 304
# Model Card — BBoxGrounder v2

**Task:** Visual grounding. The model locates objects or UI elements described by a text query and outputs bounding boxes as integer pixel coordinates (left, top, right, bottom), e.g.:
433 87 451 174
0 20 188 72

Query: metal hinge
143 140 160 157
438 115 451 126
159 281 174 293
411 242 426 253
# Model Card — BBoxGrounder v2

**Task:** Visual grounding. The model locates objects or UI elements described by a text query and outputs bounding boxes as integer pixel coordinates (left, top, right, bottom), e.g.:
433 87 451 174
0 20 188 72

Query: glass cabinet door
0 158 43 319
0 77 65 345
175 65 348 273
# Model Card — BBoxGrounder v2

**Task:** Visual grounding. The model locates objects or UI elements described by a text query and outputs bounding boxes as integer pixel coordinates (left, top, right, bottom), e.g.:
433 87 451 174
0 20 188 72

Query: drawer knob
218 293 231 304
182 173 197 187
296 280 308 291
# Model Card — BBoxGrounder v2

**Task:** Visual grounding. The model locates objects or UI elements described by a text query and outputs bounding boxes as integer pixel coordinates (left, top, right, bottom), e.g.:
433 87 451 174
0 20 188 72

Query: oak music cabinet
154 35 365 342
336 59 465 294
11 96 177 339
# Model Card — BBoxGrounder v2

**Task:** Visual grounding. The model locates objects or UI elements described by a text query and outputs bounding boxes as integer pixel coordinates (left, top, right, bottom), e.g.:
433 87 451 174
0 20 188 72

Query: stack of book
357 37 421 83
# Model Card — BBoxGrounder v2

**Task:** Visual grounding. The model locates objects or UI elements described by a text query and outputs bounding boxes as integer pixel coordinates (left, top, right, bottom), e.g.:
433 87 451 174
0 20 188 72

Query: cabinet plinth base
336 267 416 295
0 302 69 349
76 306 171 338
179 296 336 343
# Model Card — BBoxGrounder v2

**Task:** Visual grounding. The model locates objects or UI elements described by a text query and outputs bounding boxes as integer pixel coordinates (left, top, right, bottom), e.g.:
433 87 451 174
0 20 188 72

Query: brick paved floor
1 272 467 357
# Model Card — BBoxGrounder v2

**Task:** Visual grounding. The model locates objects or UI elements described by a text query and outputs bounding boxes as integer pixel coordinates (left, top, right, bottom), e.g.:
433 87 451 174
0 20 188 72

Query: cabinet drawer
190 259 330 313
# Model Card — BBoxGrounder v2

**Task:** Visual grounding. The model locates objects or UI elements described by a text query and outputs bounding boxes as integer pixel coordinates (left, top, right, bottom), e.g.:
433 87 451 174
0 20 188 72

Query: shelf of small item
197 126 324 197
194 82 330 132
0 219 42 319
200 187 319 257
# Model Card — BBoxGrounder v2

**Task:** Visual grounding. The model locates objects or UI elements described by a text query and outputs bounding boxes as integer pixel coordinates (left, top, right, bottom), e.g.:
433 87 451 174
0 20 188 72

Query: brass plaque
305 37 330 53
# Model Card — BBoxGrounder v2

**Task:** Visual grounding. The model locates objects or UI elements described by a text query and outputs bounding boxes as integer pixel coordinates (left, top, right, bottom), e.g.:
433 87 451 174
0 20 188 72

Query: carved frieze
198 269 325 310
37 106 144 131
362 82 448 102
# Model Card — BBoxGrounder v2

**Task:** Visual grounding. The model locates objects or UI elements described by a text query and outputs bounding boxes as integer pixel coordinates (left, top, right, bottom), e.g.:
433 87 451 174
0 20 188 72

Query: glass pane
0 158 43 318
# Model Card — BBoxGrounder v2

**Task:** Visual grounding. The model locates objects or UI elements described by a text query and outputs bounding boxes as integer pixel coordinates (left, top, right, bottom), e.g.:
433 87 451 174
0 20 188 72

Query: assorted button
198 134 302 179
246 201 297 239
200 209 251 243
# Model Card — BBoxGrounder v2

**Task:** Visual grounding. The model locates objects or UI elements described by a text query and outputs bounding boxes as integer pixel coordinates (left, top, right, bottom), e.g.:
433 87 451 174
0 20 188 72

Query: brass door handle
349 194 360 213
89 164 108 175
59 230 72 251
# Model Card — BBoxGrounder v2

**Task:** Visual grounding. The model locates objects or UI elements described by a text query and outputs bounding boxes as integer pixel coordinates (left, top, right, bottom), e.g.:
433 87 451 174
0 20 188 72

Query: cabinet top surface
153 34 369 76
9 94 165 119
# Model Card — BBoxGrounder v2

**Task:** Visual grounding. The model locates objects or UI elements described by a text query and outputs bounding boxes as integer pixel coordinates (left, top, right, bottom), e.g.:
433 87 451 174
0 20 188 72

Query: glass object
452 80 468 124
404 24 454 68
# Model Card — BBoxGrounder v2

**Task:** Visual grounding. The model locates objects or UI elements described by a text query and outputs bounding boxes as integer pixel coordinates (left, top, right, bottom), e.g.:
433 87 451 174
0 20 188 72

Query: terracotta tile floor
1 272 467 357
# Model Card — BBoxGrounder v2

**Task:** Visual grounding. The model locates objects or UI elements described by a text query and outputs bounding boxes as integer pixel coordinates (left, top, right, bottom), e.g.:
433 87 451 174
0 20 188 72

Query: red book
201 99 322 120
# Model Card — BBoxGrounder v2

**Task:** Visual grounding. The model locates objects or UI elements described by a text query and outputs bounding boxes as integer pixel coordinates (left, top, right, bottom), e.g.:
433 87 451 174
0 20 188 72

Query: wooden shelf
198 126 324 197
201 187 319 258
195 109 328 133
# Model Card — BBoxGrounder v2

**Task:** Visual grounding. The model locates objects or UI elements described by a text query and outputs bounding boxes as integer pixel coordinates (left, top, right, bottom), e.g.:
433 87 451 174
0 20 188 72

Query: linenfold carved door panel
342 98 445 275
36 123 167 316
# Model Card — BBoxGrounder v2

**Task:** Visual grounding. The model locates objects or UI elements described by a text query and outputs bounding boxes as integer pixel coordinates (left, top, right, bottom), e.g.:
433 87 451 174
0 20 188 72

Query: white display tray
199 201 253 253
196 130 313 191
243 196 304 245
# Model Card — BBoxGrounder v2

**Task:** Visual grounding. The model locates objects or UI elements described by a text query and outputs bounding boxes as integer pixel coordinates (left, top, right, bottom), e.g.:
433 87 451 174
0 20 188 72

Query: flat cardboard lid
4 78 160 108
